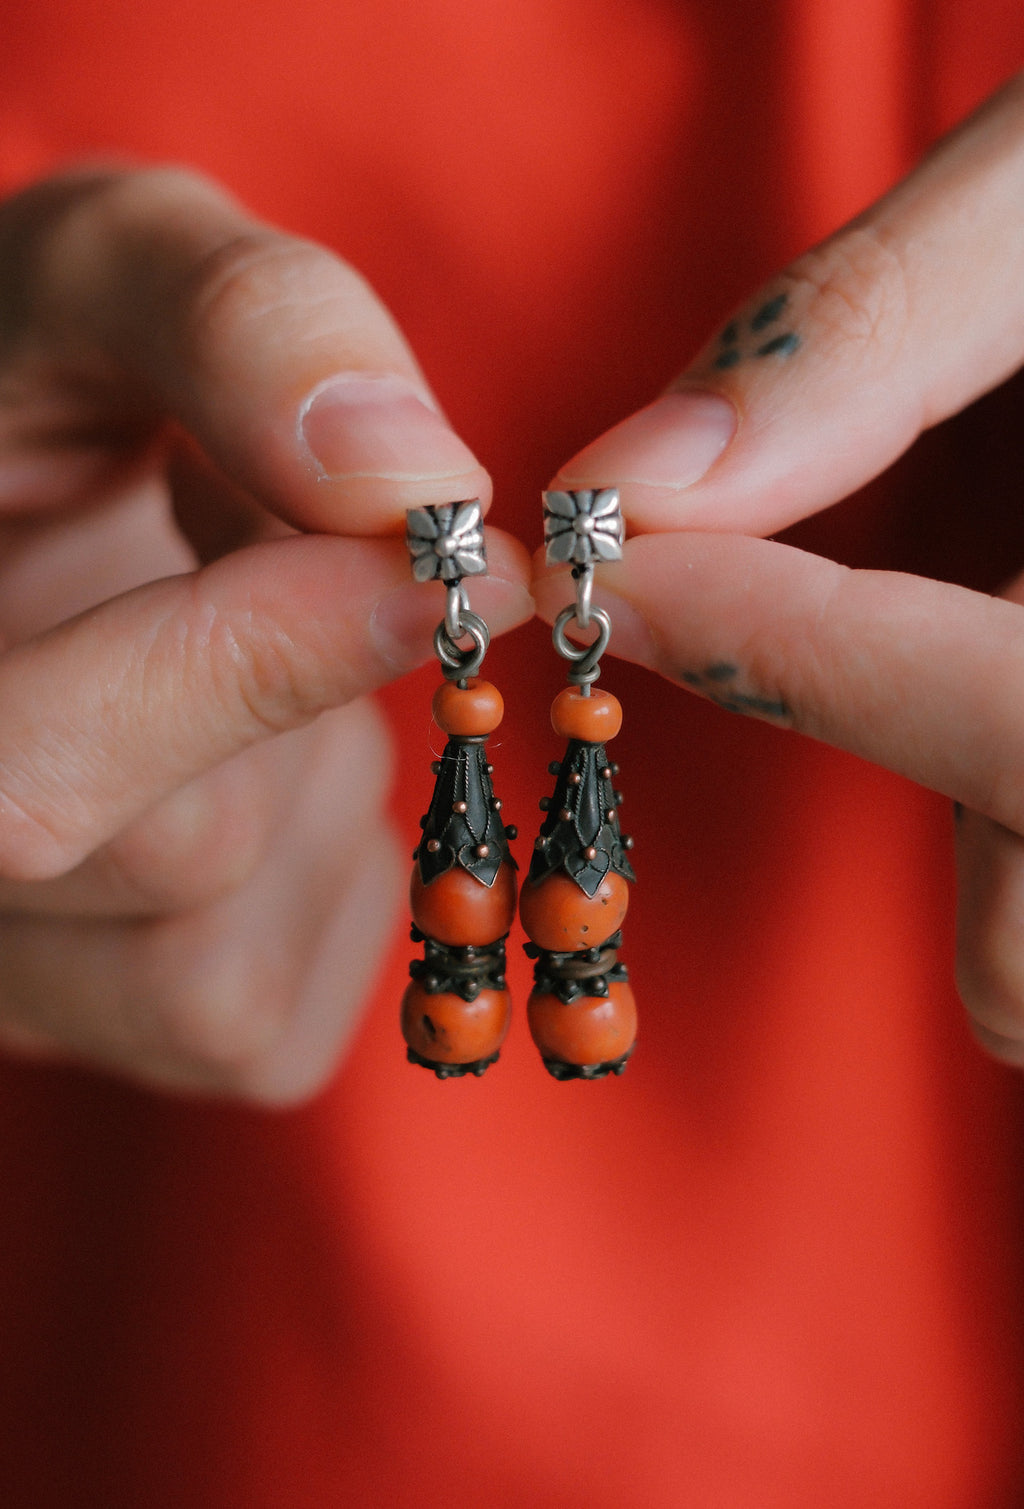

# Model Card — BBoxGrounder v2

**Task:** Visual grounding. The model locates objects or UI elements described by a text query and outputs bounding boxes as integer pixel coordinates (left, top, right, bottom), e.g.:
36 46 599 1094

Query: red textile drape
2 4 1024 1504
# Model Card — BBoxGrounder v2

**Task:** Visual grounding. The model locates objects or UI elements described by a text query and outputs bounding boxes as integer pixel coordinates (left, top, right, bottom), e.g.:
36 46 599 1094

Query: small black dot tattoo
731 692 791 718
679 664 791 722
710 292 800 370
750 293 789 331
756 332 801 359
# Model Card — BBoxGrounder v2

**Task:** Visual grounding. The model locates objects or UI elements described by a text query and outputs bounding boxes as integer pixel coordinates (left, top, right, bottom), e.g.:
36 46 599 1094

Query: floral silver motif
406 500 486 583
543 488 623 568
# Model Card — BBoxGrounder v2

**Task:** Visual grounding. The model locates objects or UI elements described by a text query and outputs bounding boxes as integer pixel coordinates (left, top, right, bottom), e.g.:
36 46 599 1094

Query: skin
0 166 532 1102
536 69 1024 1066
6 70 1024 1097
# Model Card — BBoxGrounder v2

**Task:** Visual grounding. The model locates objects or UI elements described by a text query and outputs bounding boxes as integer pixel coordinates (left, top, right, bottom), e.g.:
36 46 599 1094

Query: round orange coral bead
550 686 622 743
411 861 517 946
432 678 504 737
518 868 629 952
402 981 511 1066
527 980 636 1068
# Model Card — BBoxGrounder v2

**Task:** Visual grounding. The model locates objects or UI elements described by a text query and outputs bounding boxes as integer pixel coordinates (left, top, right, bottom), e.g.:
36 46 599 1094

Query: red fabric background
2 4 1024 1505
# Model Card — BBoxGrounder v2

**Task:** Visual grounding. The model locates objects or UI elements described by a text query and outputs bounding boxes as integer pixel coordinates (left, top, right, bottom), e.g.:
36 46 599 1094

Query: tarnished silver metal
552 604 611 689
543 488 621 688
407 502 490 680
542 488 623 569
434 609 490 682
574 564 594 631
444 581 471 641
407 500 486 583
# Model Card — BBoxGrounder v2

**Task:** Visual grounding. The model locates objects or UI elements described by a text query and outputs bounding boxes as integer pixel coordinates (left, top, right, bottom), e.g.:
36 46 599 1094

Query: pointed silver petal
454 548 487 577
450 498 483 538
546 529 578 565
590 533 623 561
543 490 577 519
405 508 439 540
590 487 621 519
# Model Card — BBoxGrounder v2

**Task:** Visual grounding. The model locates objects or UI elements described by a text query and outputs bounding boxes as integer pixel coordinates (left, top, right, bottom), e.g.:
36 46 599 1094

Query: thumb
549 72 1024 535
2 167 489 532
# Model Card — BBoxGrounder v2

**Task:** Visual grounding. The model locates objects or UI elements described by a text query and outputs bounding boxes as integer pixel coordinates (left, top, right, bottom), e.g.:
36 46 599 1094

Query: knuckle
783 223 911 360
102 763 269 912
205 605 331 736
171 233 364 379
146 580 332 746
149 950 297 1084
18 166 216 308
0 786 91 884
233 1039 342 1108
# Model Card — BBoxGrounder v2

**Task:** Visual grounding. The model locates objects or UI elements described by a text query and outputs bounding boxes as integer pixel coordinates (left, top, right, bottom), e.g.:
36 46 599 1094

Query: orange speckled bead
550 686 622 743
527 980 636 1067
432 678 504 737
519 868 629 952
402 981 511 1065
411 861 517 946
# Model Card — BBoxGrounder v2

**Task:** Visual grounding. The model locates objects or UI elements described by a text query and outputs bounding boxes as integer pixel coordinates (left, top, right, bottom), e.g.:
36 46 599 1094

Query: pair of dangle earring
402 489 636 1081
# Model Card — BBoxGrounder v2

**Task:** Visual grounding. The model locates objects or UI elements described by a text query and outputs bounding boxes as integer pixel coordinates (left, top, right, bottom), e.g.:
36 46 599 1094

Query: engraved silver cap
406 500 486 583
542 488 623 569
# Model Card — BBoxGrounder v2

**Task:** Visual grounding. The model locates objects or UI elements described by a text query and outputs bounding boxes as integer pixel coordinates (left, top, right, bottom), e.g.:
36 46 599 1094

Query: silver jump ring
573 566 594 631
434 609 490 682
552 604 611 687
444 582 470 641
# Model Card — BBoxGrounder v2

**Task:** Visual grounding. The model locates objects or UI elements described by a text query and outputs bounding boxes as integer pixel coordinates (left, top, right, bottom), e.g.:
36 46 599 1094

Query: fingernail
300 373 481 481
555 391 736 492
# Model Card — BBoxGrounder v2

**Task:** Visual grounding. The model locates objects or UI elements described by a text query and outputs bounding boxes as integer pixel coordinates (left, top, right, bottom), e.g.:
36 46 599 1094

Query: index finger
535 532 1024 836
1 167 490 532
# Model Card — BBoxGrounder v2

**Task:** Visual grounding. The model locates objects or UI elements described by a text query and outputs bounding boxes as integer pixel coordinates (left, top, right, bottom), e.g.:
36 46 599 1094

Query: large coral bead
519 869 629 953
411 861 517 947
401 981 511 1067
527 980 637 1069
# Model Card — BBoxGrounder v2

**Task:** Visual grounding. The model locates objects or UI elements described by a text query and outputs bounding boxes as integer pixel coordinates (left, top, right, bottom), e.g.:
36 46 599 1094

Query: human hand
534 72 1024 1062
0 167 530 1101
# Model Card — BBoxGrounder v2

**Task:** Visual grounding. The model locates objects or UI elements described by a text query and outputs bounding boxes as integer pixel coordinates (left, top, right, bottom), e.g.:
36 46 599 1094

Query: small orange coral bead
527 980 637 1068
402 981 511 1065
519 868 629 952
432 678 504 736
550 686 622 743
411 861 517 946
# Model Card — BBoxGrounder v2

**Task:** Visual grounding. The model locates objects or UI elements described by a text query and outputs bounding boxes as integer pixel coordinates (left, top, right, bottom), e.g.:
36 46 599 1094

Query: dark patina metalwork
415 737 517 888
526 740 634 896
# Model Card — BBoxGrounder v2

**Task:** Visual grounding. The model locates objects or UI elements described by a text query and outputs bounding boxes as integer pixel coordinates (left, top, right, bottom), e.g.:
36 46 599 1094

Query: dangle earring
520 488 637 1080
402 501 518 1079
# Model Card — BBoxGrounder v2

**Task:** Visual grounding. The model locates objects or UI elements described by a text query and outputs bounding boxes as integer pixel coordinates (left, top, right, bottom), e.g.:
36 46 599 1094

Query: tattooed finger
548 73 1024 537
534 530 1024 838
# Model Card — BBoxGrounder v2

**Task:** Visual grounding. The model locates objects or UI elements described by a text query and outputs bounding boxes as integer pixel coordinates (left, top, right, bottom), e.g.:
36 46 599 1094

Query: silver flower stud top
542 488 624 568
407 499 486 583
